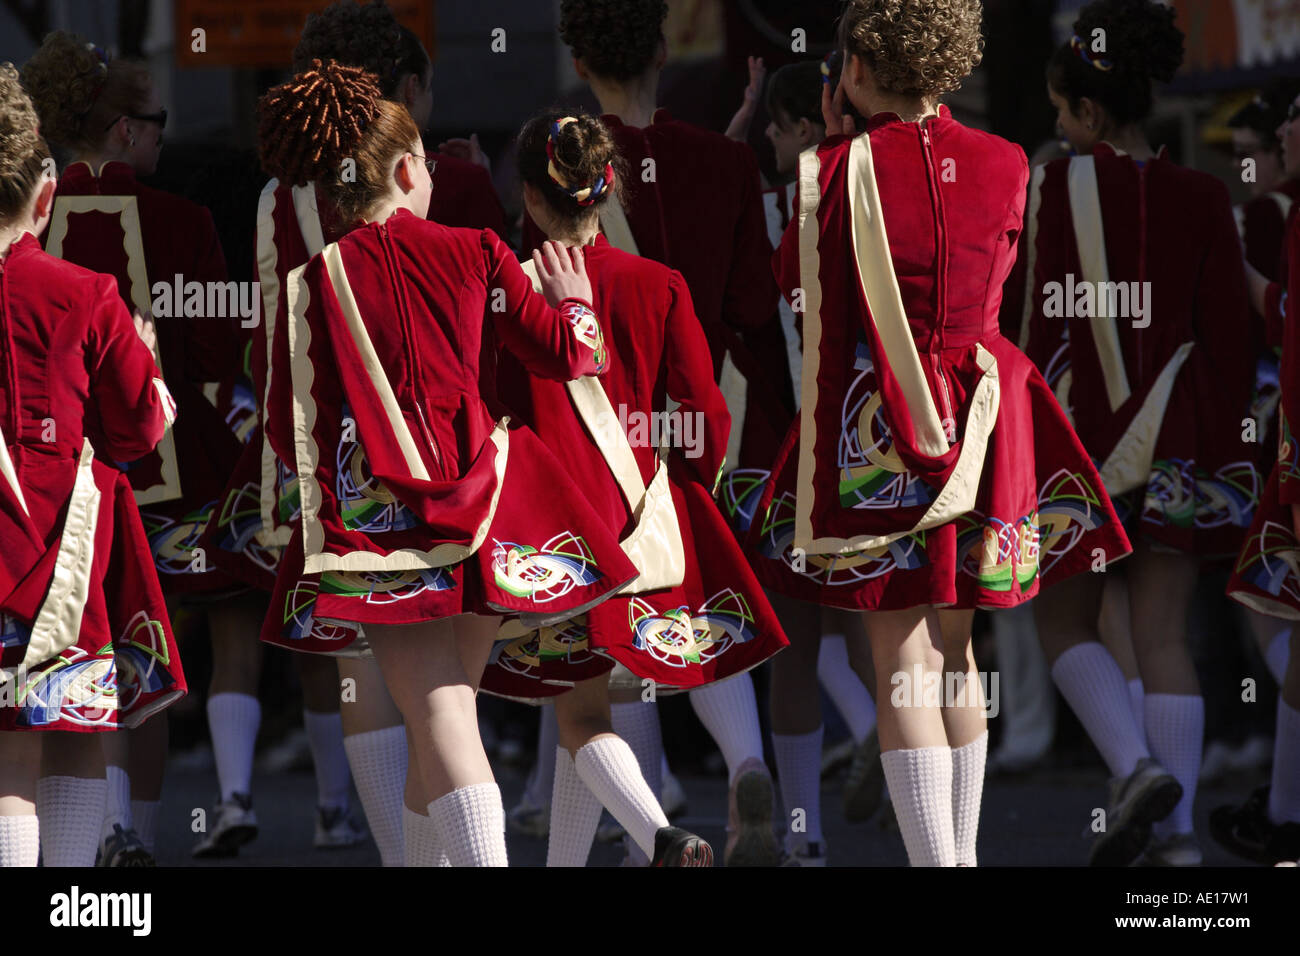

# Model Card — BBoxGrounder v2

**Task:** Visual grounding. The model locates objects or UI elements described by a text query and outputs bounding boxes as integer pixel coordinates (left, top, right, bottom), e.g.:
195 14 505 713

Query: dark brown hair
293 0 405 97
559 0 667 81
258 60 420 225
21 31 152 155
517 109 624 230
1047 0 1183 126
0 62 52 226
838 0 984 97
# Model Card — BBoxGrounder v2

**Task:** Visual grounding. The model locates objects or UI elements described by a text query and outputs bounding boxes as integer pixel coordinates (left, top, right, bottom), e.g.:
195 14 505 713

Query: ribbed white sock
402 805 450 867
36 775 107 867
574 736 668 861
1269 699 1300 825
525 706 559 808
426 783 507 867
1050 643 1148 777
1127 679 1146 744
610 701 663 866
951 731 987 866
101 765 132 843
1266 632 1291 686
0 816 39 867
689 675 764 783
130 800 159 855
1146 693 1204 838
547 746 603 867
879 747 956 867
818 634 877 743
304 710 352 810
207 693 261 801
343 726 407 867
772 727 824 851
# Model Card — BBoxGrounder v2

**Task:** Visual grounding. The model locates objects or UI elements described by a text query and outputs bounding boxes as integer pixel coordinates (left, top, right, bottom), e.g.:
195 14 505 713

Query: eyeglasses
410 152 436 176
103 109 168 132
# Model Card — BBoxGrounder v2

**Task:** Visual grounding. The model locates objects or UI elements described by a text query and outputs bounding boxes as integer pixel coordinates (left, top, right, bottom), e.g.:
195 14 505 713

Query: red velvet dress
480 237 789 698
741 108 1131 610
1228 211 1300 617
258 209 638 653
522 110 793 483
44 161 243 595
201 169 508 592
1014 144 1259 558
1 234 185 731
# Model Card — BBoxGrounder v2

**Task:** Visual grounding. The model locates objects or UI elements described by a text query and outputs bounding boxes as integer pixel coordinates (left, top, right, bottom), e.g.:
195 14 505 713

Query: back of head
837 0 984 97
1228 76 1300 150
293 0 405 98
767 61 827 128
517 109 623 230
22 30 151 156
559 0 667 81
0 62 52 227
1047 0 1184 127
258 60 419 225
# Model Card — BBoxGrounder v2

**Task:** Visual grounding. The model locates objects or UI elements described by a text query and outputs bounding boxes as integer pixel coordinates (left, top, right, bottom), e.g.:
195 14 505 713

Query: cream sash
522 260 685 593
47 195 181 505
793 134 1001 556
0 438 102 689
1097 341 1194 496
1066 155 1131 412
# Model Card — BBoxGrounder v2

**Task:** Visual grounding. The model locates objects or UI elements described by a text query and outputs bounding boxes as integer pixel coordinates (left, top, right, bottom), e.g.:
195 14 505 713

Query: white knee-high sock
206 693 261 801
1266 632 1291 686
547 746 603 867
36 775 106 867
101 765 132 842
817 634 877 743
0 816 39 867
402 806 450 867
426 783 507 867
1146 694 1204 838
772 727 824 851
525 706 559 808
1269 699 1300 825
304 710 352 810
688 675 764 783
1127 679 1146 744
130 800 159 855
951 732 987 866
879 747 956 867
610 701 663 866
1050 643 1148 777
343 726 407 866
573 736 668 861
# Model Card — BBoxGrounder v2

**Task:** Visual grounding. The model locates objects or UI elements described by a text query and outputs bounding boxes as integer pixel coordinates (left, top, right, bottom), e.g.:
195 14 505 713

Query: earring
129 135 136 146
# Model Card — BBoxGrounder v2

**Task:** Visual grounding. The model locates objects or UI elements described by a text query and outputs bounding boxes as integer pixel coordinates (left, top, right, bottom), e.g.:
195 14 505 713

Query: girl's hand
132 309 157 354
437 133 491 172
822 75 855 138
532 240 591 308
724 55 766 142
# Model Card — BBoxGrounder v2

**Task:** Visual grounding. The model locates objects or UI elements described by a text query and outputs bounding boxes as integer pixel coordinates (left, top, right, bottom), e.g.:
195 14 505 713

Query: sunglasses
103 109 168 133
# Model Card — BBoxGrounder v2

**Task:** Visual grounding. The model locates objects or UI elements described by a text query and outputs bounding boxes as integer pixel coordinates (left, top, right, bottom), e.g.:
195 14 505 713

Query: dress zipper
919 125 956 433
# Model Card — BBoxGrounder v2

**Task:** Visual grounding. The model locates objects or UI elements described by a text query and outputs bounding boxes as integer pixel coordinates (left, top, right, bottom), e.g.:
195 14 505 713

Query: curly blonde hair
839 0 983 97
0 62 52 226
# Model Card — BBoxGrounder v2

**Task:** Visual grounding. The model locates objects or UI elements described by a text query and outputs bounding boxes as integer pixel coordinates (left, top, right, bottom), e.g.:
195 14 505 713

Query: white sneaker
1140 832 1202 866
661 771 687 819
192 793 258 858
506 790 549 838
314 803 367 848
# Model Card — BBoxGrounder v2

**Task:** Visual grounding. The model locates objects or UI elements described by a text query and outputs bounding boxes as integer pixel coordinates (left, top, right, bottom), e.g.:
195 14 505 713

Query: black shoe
1210 786 1300 865
98 824 155 867
1089 758 1182 867
650 826 713 867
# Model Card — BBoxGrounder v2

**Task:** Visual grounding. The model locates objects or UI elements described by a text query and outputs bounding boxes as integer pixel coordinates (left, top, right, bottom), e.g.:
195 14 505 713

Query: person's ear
33 176 56 221
401 72 419 108
1078 97 1102 132
395 153 416 193
573 56 589 83
653 36 668 70
796 117 814 146
847 51 869 92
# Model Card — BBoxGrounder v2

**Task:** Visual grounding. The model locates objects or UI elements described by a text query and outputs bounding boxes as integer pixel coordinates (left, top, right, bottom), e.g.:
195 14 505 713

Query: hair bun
1074 0 1183 84
20 31 111 147
257 59 383 186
